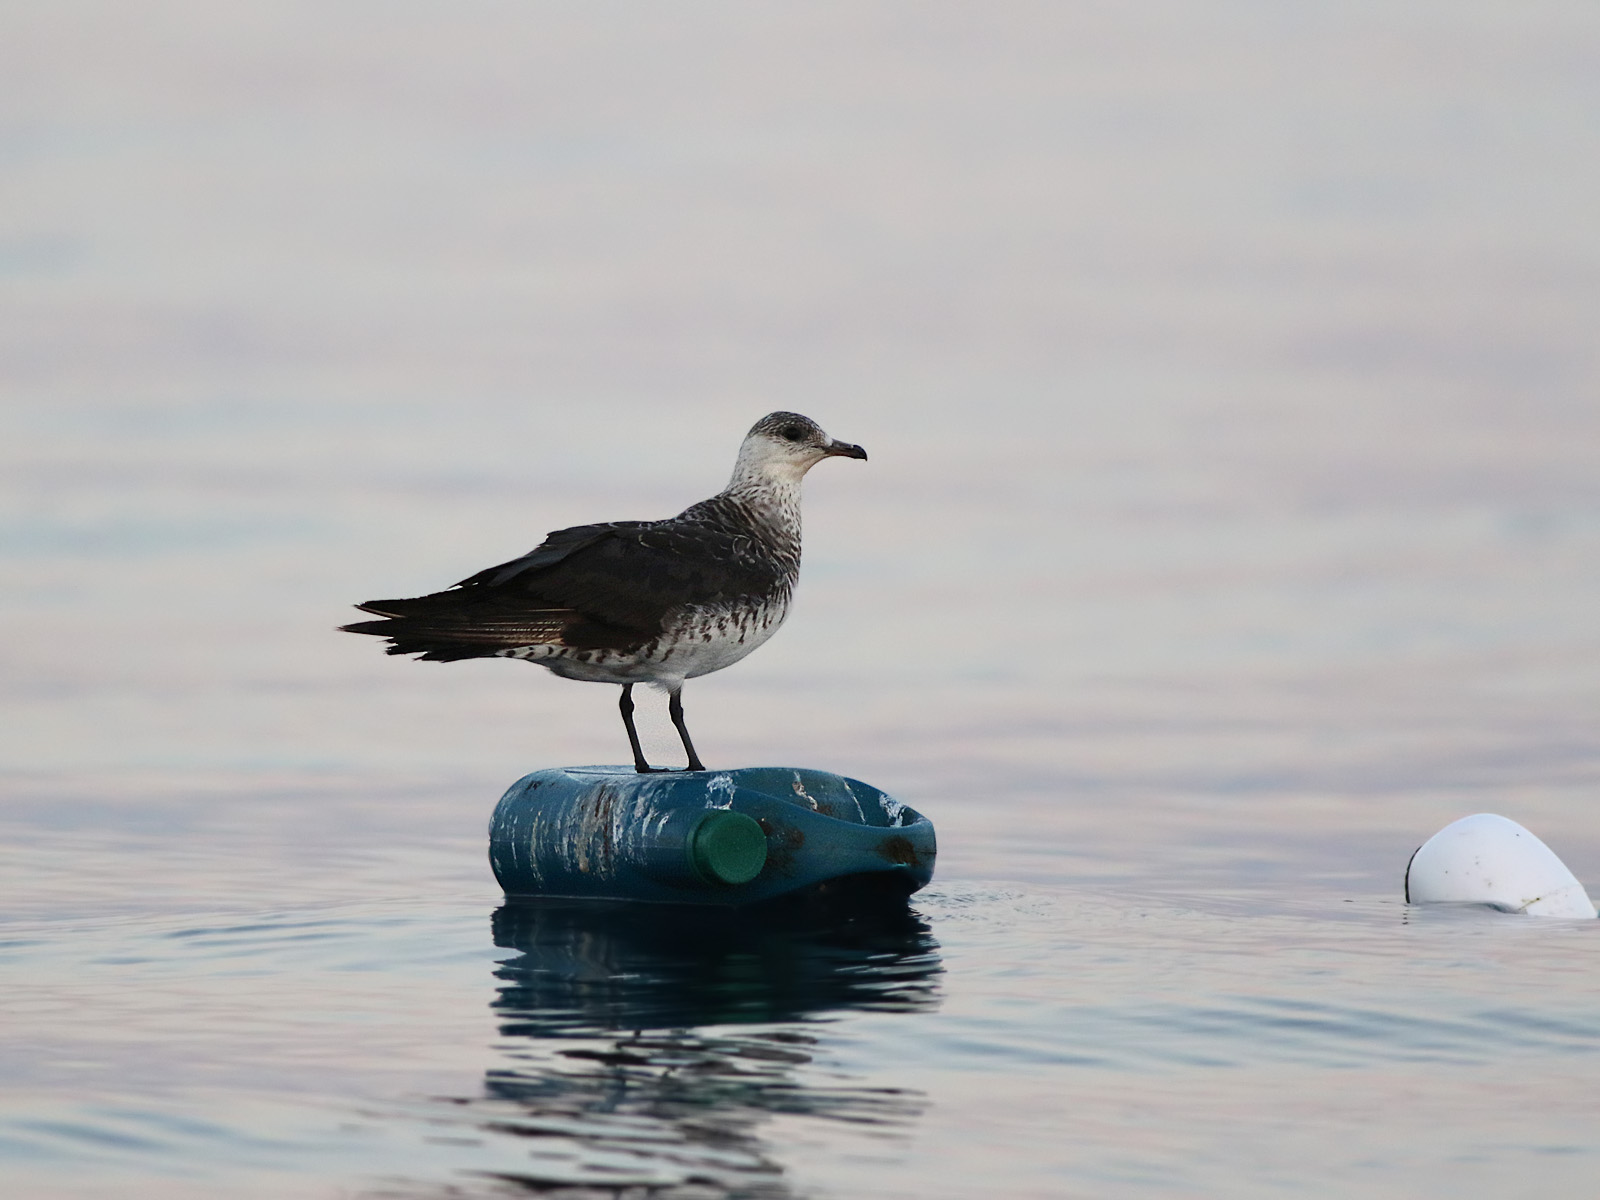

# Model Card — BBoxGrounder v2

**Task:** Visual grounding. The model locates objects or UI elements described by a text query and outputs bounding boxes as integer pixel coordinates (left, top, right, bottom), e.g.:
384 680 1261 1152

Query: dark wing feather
455 521 642 588
500 519 782 632
341 509 784 661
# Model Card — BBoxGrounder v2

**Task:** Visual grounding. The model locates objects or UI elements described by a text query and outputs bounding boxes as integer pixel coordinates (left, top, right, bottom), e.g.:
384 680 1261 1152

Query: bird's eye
781 424 806 442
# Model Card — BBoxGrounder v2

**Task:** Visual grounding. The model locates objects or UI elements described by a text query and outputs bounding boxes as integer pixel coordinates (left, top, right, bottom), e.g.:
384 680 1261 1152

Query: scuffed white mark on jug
705 773 737 809
567 783 622 879
791 772 819 811
521 810 545 885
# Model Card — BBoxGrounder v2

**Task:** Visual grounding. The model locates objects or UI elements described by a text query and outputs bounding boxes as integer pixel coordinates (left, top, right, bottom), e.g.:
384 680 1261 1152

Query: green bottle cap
688 810 768 886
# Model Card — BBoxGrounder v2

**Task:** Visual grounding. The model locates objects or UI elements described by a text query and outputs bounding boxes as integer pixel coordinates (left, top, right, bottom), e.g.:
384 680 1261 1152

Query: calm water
5 3 1600 1196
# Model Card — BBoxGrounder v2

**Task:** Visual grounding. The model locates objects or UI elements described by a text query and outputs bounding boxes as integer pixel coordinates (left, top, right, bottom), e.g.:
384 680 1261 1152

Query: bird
341 412 867 773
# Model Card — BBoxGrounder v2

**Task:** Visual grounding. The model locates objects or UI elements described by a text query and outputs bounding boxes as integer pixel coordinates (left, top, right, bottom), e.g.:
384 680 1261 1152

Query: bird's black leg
667 686 706 772
619 684 654 774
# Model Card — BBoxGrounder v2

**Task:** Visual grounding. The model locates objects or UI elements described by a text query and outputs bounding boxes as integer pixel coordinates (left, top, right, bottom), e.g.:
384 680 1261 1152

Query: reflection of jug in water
469 898 942 1195
491 895 943 1033
489 765 936 905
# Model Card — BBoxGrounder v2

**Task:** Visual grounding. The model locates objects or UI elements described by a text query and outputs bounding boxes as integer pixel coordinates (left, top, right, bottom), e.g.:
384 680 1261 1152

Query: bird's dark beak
824 440 868 461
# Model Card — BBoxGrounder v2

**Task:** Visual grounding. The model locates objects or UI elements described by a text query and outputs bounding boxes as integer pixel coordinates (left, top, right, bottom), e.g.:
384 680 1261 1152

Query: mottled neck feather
718 475 802 555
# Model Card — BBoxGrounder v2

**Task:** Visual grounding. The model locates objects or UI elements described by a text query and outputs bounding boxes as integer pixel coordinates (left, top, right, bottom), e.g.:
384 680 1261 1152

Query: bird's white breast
659 593 792 680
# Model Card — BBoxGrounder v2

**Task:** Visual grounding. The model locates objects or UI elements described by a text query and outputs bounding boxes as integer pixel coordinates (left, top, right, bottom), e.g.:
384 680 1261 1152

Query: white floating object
1406 813 1596 918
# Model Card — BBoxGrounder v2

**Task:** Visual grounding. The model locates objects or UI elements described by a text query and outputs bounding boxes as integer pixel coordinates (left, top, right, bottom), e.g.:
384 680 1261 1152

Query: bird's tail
340 599 571 661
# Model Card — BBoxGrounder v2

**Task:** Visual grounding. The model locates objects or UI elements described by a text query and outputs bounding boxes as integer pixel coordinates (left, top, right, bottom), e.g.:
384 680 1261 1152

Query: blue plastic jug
489 765 936 906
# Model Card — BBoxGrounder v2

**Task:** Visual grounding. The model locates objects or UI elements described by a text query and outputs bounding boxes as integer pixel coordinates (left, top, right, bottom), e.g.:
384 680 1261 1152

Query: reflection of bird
342 412 866 772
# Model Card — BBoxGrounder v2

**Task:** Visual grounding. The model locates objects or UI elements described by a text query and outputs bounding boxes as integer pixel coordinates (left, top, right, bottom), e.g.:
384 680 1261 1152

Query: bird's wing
460 518 780 632
455 521 643 588
343 517 780 657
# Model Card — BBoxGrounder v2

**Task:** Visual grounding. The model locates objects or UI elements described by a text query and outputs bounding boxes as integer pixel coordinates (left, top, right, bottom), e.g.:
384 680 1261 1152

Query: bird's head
730 412 867 488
